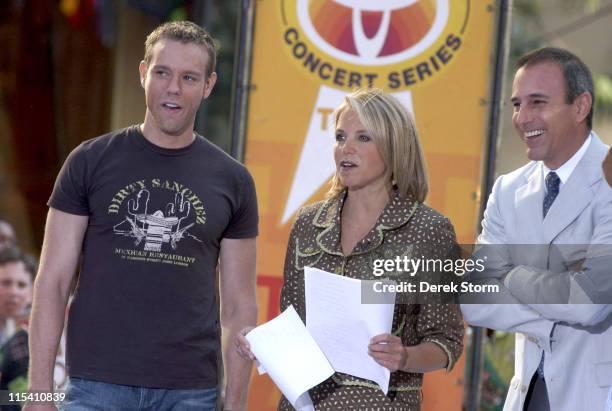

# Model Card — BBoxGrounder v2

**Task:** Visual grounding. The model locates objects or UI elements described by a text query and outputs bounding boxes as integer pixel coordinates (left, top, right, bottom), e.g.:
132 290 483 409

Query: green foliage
560 0 602 12
198 2 238 153
510 0 612 117
595 74 612 114
8 375 29 402
169 6 188 22
510 0 543 62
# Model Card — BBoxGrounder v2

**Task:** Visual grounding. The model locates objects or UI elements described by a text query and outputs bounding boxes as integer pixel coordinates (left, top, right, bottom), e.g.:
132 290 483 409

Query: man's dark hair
517 47 595 129
144 20 218 76
0 247 37 280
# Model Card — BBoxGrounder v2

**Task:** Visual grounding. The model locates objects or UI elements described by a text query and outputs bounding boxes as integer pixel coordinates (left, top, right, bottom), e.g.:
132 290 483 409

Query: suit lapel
515 164 546 245
543 135 602 243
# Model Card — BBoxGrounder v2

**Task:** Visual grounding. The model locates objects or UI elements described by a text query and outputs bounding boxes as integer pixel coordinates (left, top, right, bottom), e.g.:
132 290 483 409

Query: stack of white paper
245 267 396 409
245 305 334 411
304 266 395 394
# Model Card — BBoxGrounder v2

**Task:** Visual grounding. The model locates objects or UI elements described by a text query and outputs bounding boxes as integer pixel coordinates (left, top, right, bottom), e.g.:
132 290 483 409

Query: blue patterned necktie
543 172 560 218
537 171 560 379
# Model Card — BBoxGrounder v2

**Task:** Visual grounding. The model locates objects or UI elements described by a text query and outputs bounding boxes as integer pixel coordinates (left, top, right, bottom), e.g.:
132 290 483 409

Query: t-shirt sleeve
48 144 90 216
223 168 259 239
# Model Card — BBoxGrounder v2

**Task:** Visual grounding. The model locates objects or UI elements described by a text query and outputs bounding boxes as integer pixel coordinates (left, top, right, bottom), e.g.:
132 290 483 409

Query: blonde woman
240 89 463 410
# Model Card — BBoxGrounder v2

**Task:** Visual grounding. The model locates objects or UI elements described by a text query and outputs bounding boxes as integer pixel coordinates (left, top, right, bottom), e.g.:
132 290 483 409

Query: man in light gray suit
461 47 612 411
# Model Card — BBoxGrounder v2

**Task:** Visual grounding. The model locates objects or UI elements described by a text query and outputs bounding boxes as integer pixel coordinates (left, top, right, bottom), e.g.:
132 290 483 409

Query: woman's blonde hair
328 88 429 202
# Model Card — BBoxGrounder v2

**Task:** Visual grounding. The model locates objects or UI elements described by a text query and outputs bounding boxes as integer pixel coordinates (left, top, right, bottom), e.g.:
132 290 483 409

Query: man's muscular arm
25 208 88 411
219 237 257 411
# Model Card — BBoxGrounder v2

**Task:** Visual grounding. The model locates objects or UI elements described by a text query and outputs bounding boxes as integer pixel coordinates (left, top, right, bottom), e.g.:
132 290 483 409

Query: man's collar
543 132 592 184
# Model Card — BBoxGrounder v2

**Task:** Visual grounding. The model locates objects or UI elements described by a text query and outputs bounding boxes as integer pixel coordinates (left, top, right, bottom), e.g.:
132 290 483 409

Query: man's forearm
504 263 612 325
28 276 71 391
218 237 257 410
222 303 257 410
27 209 87 394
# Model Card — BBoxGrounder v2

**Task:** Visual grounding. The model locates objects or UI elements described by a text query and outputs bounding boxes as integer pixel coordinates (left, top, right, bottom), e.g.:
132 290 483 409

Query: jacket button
521 384 527 393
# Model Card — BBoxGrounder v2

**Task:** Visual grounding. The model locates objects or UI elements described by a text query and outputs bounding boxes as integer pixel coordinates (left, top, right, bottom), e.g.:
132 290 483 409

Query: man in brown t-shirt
25 21 258 411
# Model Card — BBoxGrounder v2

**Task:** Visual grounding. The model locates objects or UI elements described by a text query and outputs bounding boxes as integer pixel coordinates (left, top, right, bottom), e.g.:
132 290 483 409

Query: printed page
304 266 396 394
245 305 334 411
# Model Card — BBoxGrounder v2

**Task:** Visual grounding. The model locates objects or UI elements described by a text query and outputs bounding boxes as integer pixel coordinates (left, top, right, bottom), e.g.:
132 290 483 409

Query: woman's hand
235 326 256 361
368 333 408 372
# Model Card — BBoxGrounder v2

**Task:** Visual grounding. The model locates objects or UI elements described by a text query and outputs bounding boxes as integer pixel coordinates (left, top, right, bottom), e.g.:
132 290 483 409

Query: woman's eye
359 134 371 142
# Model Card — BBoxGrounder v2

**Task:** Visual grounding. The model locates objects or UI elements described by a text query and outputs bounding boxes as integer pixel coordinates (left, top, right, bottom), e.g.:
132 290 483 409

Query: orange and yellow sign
281 0 464 90
243 1 500 409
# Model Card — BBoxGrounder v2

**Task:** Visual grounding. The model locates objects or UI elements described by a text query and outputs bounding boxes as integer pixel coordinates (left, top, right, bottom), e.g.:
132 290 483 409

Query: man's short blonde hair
144 21 218 76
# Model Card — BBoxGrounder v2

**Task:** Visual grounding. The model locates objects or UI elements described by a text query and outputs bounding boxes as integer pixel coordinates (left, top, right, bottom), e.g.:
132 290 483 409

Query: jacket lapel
313 196 344 257
542 136 603 243
515 163 546 245
312 191 419 257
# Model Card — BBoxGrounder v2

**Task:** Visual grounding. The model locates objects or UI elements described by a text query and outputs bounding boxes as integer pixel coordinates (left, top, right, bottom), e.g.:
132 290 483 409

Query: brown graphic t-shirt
48 126 258 389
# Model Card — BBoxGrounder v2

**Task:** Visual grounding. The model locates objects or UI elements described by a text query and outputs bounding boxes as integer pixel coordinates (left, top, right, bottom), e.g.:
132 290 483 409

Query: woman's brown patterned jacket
278 191 464 410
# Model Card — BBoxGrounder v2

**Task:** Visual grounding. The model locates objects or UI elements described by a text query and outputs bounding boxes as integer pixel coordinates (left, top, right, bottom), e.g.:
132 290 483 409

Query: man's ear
203 72 218 100
574 91 592 124
139 60 147 88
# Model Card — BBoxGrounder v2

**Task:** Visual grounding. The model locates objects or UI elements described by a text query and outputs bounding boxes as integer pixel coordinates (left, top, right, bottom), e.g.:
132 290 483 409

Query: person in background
0 247 33 347
0 246 36 411
0 220 16 251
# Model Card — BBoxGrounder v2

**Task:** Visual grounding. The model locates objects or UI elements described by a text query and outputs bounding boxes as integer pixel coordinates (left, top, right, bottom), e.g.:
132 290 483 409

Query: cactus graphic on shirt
113 189 201 251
